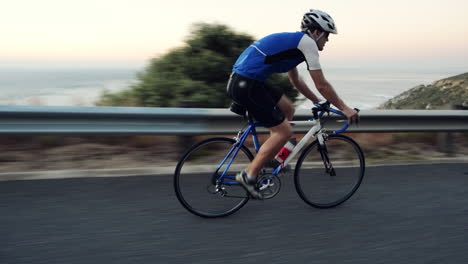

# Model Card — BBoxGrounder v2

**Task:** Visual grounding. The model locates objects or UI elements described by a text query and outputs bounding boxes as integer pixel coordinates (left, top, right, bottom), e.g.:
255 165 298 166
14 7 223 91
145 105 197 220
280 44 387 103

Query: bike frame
215 107 348 186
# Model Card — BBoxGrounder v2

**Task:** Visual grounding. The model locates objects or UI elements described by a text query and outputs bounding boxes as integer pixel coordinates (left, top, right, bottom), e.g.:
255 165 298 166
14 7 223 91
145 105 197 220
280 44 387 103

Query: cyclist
226 9 359 199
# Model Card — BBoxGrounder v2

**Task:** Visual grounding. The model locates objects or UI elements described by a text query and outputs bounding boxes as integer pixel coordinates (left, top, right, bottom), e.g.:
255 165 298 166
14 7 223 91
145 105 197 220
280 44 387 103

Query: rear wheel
294 134 365 208
174 137 253 218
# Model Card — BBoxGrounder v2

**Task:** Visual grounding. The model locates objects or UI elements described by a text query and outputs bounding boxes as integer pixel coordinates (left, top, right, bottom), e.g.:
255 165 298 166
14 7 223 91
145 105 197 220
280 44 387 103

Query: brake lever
312 108 319 119
312 102 333 120
352 108 360 126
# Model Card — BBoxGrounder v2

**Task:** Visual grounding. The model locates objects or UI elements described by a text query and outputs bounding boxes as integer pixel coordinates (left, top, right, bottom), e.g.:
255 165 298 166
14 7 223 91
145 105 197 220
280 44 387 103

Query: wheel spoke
294 135 365 208
174 138 252 217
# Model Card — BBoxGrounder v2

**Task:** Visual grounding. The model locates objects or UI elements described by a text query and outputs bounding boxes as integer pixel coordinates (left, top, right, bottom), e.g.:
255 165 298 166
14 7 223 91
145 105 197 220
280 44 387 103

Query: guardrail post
177 101 199 152
437 132 454 156
438 105 468 157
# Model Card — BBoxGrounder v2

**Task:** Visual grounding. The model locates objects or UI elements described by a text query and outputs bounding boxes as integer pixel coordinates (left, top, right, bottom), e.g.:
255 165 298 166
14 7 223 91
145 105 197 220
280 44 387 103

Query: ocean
297 66 467 110
0 68 139 107
0 65 465 109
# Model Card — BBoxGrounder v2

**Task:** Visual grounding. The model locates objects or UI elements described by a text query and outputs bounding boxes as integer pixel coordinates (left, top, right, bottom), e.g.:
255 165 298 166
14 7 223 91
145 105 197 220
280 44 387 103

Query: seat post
247 111 255 124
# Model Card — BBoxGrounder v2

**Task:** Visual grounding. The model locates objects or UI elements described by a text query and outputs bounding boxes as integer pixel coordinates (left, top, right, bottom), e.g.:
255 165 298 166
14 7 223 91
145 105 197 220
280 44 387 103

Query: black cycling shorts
226 72 285 128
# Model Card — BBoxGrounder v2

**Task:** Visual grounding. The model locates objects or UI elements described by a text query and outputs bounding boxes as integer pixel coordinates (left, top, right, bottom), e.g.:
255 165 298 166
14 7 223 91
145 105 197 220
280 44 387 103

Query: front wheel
174 137 253 218
294 134 365 208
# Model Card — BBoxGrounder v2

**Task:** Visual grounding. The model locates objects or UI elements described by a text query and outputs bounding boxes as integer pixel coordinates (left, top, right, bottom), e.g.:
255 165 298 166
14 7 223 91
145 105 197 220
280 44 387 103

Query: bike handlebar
312 102 359 134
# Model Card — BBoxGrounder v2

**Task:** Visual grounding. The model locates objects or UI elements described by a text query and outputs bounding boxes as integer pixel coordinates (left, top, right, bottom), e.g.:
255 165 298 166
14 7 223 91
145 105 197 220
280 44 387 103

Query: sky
1 0 467 69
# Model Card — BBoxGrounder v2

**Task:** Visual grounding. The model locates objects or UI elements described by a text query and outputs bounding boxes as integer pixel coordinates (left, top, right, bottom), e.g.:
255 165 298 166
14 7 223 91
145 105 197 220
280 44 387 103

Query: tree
96 23 298 108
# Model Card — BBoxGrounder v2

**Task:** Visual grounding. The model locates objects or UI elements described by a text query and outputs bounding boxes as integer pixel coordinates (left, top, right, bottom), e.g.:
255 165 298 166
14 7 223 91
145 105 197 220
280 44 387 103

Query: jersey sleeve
297 35 321 71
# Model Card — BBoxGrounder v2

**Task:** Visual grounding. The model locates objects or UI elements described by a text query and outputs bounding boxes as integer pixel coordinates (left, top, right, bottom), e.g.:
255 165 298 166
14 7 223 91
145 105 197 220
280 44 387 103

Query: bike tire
174 137 253 218
294 134 365 208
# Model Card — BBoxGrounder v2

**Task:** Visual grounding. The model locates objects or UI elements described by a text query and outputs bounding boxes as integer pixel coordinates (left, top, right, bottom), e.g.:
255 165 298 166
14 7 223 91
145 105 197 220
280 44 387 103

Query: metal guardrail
0 105 467 135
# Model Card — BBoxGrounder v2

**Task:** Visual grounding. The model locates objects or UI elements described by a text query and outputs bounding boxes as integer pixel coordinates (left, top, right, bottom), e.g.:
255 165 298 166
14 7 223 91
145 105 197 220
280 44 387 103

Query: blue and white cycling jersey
233 32 321 82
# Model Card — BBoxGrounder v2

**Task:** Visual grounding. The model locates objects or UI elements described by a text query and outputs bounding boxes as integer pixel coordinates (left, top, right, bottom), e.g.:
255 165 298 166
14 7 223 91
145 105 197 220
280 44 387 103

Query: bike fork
317 134 336 176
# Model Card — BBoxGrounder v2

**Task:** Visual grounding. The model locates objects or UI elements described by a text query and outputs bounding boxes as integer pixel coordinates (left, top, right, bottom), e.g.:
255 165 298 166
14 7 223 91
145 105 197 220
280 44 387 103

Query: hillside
380 72 468 109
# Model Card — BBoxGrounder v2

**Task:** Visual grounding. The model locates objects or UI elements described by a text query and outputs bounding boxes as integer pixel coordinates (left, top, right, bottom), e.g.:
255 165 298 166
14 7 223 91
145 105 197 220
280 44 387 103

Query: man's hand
343 107 360 125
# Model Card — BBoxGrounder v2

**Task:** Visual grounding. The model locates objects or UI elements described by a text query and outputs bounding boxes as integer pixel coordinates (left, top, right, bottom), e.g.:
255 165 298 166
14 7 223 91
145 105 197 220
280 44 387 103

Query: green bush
96 23 298 108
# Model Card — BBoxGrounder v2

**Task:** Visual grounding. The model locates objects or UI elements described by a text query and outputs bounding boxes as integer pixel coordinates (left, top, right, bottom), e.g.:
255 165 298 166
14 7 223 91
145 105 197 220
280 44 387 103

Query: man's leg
276 95 295 121
236 96 294 199
245 119 293 177
245 96 295 177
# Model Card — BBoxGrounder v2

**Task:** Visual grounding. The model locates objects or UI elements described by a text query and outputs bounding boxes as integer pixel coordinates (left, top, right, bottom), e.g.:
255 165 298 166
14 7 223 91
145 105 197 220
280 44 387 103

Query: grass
0 133 465 172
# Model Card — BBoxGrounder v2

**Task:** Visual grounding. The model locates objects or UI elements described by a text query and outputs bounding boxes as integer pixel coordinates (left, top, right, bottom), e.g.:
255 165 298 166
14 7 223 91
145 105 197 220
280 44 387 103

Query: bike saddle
229 102 247 118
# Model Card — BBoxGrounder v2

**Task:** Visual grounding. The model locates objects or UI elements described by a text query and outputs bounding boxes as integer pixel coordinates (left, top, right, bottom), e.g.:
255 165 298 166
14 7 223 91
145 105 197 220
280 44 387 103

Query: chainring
257 173 281 199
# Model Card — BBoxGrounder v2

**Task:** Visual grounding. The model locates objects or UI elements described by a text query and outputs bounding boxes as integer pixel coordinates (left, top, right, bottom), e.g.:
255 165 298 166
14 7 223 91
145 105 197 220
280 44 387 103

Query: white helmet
301 9 337 34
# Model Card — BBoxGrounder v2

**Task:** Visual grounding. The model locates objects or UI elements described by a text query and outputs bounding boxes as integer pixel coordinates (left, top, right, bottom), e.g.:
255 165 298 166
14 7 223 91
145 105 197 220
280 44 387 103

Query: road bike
174 102 365 218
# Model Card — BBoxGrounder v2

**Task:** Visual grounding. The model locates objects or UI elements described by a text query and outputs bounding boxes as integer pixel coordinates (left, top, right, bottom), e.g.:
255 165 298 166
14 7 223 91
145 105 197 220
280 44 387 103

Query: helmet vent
302 9 337 34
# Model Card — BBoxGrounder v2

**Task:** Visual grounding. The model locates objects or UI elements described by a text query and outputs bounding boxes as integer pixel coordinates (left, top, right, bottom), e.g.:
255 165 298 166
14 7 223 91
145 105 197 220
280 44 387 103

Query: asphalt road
1 163 468 264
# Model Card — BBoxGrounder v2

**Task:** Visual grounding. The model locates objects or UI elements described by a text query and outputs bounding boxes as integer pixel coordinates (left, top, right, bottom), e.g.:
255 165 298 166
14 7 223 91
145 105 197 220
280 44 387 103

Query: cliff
380 72 468 109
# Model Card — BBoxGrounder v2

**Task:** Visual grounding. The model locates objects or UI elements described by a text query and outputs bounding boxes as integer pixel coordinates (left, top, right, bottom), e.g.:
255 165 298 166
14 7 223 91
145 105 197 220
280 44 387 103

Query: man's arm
309 69 359 123
288 67 321 104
